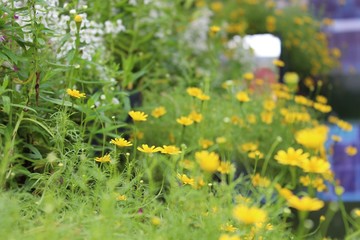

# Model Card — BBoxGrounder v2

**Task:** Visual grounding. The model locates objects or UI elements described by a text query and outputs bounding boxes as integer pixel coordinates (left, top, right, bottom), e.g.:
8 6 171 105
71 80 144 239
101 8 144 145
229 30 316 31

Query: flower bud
74 15 82 23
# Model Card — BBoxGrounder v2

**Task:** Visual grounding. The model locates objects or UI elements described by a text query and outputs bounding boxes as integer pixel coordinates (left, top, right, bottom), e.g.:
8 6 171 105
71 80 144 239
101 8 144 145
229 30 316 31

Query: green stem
0 111 24 188
261 136 282 175
338 196 350 236
296 210 309 238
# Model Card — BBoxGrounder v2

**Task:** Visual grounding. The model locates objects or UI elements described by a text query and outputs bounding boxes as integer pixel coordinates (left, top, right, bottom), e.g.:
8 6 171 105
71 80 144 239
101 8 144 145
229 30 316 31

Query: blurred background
244 1 360 237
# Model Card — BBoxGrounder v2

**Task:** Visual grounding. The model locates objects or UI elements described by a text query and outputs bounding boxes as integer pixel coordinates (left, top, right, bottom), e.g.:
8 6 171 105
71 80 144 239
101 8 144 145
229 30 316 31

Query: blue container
319 122 360 201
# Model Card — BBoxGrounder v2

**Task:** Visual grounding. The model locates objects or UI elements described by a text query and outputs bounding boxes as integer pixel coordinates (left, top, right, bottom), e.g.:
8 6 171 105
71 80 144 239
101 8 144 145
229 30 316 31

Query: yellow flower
287 195 324 212
313 103 332 113
230 115 244 125
199 139 214 149
247 114 257 124
211 2 223 12
116 195 127 201
274 147 309 167
295 126 328 150
261 111 273 124
284 72 299 92
248 150 264 159
236 91 250 102
177 173 195 186
240 142 258 152
275 184 294 199
263 99 276 111
197 93 210 101
337 120 352 131
216 137 227 144
218 161 234 174
331 135 342 142
266 16 277 32
128 110 148 121
332 48 341 58
255 78 264 86
233 205 267 224
74 14 82 23
188 110 203 123
300 156 330 174
299 175 311 186
95 154 111 163
210 25 221 34
195 150 220 173
160 145 181 155
66 89 86 98
196 0 206 7
273 59 284 67
151 106 166 118
187 87 203 97
176 116 194 126
353 209 360 217
219 234 241 240
251 174 270 187
335 185 345 196
243 72 254 81
304 77 315 90
151 216 161 226
193 176 206 189
322 17 333 26
220 223 238 233
345 146 357 156
316 95 328 104
294 95 313 107
110 137 132 147
137 144 161 153
313 177 327 192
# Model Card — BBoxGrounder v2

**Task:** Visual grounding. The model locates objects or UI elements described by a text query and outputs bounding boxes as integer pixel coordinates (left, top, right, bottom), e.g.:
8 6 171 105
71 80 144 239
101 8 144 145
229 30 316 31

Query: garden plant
0 0 359 239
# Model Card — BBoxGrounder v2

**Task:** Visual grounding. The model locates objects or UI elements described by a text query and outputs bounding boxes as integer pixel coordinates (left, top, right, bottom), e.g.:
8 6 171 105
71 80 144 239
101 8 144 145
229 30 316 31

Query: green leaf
92 124 128 135
23 143 42 160
37 38 45 46
1 95 10 114
22 118 54 138
2 48 22 64
41 96 75 107
10 103 37 113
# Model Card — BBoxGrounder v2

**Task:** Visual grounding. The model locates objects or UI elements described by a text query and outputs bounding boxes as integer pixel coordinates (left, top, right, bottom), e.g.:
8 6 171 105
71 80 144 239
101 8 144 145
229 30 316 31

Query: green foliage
0 0 358 239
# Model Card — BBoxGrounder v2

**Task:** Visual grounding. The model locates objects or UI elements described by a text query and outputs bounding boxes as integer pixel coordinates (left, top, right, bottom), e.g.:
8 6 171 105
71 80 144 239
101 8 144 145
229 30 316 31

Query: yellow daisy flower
151 106 166 118
67 89 86 98
110 137 133 147
137 144 161 153
128 110 148 121
345 146 357 156
160 145 181 155
95 154 111 163
195 150 220 173
287 195 324 212
176 116 194 126
233 204 267 224
274 147 309 167
236 91 250 102
177 173 195 186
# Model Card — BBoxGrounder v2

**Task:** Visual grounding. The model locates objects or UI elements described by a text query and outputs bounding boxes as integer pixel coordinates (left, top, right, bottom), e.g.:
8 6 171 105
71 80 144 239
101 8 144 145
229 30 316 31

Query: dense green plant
0 0 359 239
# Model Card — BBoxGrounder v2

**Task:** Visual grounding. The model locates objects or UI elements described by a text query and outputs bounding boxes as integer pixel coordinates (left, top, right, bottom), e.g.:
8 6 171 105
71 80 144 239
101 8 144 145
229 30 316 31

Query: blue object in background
319 122 360 201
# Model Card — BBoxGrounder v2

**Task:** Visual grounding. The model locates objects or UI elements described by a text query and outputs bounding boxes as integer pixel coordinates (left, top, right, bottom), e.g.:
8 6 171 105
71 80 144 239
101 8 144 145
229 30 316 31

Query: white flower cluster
225 35 254 65
182 8 213 53
2 0 126 61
